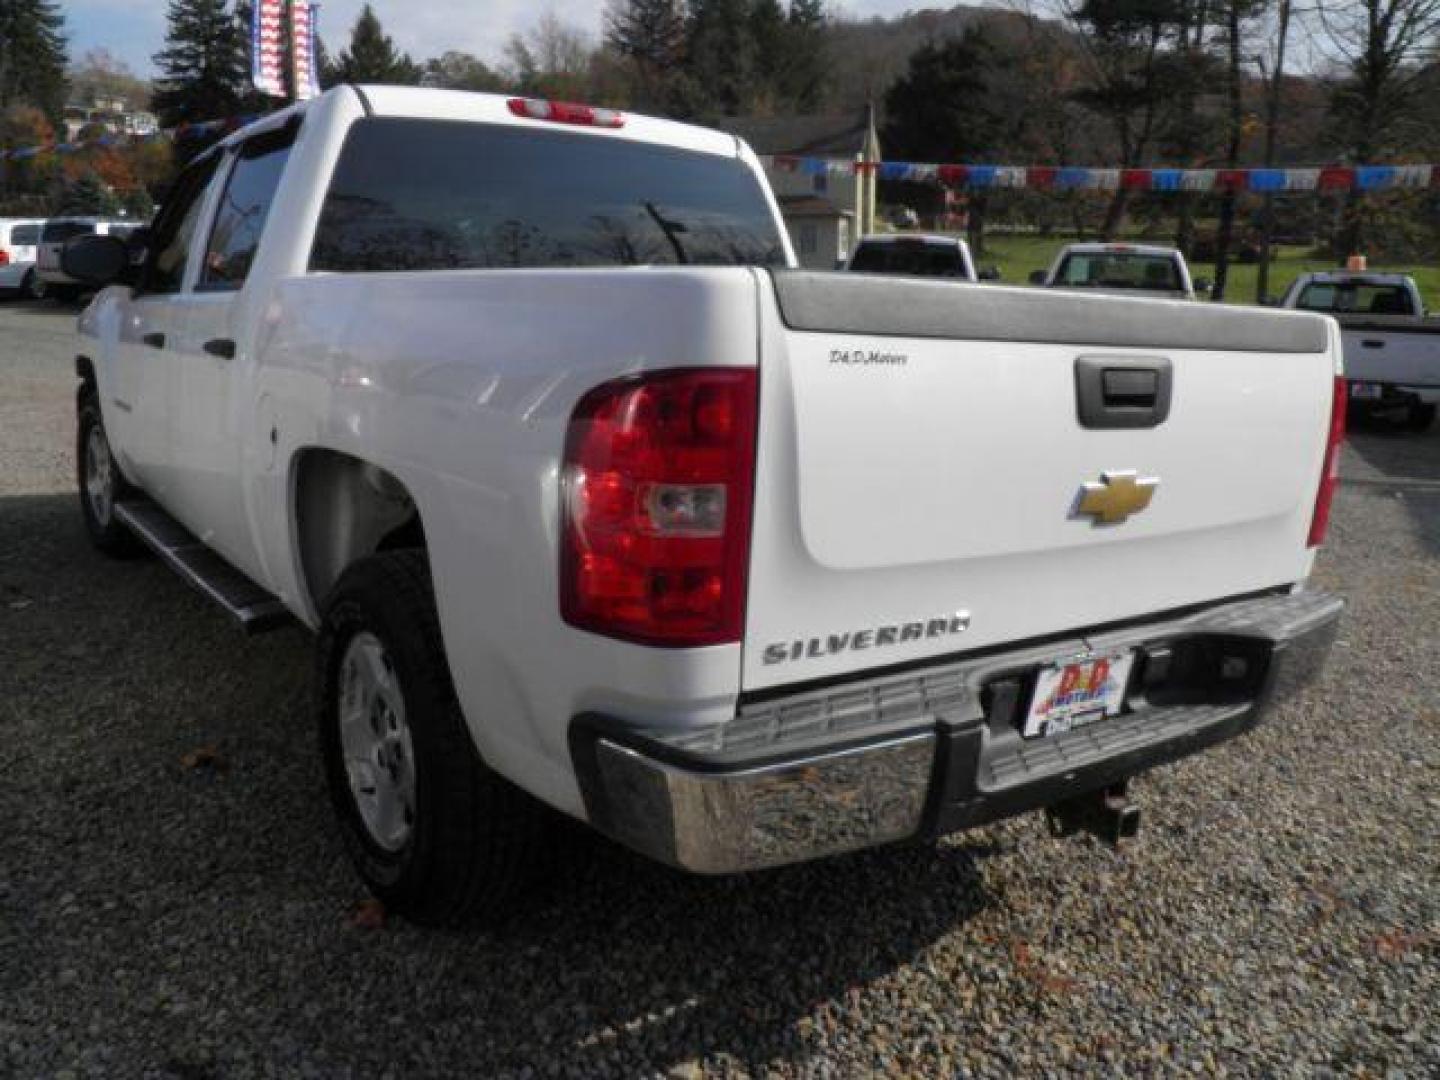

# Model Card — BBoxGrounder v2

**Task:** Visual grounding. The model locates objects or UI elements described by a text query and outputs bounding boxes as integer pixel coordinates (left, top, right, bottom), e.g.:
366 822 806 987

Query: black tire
1406 402 1436 432
22 270 46 301
77 393 140 556
317 550 545 925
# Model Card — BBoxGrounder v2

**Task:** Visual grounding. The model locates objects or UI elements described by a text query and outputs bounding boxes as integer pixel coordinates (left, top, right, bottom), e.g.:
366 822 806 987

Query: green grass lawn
977 234 1440 307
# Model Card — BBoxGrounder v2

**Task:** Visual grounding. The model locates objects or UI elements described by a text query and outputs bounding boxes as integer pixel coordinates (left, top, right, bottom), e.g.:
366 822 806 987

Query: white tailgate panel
743 310 1331 690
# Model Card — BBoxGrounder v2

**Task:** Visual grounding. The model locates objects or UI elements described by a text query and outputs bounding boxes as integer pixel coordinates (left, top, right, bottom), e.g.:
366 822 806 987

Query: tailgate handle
1361 339 1385 349
1075 355 1172 429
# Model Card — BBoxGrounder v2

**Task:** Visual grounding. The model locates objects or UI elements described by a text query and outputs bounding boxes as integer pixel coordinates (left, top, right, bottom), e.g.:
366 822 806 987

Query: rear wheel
22 270 45 301
77 395 139 556
317 551 545 925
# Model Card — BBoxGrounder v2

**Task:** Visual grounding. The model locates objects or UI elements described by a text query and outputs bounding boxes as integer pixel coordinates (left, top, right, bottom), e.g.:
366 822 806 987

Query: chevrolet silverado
63 86 1345 924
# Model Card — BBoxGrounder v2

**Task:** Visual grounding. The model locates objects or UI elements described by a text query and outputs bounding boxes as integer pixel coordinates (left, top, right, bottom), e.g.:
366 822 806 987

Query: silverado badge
1077 470 1159 524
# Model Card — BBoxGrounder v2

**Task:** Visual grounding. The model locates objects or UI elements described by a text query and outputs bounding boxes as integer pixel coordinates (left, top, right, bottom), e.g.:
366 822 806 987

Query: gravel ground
1 299 1436 1078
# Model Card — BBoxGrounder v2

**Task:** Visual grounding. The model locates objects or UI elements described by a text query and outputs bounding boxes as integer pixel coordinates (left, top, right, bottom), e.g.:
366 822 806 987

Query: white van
0 219 45 298
36 218 140 300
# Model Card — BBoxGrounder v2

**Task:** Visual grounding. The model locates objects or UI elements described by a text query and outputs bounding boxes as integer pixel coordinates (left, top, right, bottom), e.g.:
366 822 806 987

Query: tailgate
1338 319 1440 388
743 272 1338 690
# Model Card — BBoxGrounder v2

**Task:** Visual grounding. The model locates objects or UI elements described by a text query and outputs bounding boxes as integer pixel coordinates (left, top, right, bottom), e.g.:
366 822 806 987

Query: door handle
203 338 236 360
1075 355 1173 429
142 332 165 349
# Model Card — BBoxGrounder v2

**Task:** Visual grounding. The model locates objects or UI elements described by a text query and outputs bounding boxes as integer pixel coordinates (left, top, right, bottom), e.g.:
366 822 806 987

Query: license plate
1023 652 1136 739
1349 382 1383 400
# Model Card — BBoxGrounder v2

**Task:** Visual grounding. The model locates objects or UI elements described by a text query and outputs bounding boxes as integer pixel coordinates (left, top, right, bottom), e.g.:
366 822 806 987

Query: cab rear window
1057 253 1182 292
311 118 787 273
1295 282 1414 315
850 240 967 277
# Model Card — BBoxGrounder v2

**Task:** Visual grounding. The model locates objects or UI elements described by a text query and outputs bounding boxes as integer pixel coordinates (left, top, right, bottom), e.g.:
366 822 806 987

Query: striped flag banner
756 158 1440 194
253 0 287 97
291 3 321 101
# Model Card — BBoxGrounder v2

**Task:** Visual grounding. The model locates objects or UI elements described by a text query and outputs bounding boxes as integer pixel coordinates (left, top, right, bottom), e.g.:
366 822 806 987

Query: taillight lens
0 250 9 266
1307 375 1347 547
561 368 758 647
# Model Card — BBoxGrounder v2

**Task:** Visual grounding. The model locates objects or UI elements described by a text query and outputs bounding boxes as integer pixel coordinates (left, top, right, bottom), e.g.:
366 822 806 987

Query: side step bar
114 500 292 634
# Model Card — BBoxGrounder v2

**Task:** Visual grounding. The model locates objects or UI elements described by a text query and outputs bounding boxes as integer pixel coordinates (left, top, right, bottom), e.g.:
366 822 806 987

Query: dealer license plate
1023 652 1137 739
1349 382 1383 400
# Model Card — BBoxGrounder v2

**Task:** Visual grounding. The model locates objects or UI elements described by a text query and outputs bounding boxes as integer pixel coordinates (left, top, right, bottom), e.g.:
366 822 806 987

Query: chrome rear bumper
573 589 1343 874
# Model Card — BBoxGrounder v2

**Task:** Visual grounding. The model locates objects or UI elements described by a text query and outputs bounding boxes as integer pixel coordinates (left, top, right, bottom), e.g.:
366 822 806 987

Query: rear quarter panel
257 267 764 815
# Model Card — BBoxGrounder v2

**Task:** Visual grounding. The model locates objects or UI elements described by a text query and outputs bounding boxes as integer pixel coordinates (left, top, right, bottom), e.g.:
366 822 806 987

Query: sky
65 1 954 79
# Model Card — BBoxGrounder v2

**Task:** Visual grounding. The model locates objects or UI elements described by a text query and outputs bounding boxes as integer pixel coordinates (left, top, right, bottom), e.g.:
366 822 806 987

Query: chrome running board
114 499 291 634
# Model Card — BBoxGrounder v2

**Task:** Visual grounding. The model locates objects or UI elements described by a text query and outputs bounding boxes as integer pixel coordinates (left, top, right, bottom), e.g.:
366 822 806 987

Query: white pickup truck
65 87 1345 925
1031 243 1206 301
1279 271 1440 430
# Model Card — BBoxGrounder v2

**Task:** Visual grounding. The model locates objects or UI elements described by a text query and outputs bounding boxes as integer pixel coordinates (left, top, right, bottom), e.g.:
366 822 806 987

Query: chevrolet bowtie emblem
1077 470 1159 524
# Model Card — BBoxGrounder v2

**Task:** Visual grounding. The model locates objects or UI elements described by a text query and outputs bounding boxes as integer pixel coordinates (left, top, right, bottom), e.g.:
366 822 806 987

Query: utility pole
1255 0 1292 304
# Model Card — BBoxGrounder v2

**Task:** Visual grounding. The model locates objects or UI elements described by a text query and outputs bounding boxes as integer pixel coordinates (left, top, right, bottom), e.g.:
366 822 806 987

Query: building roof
776 194 851 219
724 108 877 158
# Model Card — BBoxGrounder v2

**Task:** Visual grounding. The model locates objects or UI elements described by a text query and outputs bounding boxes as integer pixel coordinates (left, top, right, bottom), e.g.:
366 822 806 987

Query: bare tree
1254 0 1296 302
1316 0 1440 257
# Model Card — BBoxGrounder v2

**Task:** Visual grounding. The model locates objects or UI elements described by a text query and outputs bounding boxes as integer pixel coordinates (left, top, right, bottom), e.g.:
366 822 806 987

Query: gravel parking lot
1 299 1436 1078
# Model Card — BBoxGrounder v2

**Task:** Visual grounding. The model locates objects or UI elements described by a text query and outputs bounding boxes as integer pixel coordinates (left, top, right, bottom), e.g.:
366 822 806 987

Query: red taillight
507 97 625 129
1307 375 1347 547
561 368 758 647
0 250 9 266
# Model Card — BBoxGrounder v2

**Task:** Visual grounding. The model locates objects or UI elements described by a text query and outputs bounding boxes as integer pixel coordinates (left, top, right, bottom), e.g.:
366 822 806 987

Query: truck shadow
1343 427 1440 556
2 490 997 1077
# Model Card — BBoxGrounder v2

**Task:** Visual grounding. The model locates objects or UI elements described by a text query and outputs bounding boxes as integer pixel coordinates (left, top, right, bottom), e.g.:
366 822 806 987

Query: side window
142 153 223 295
199 126 295 291
12 224 38 246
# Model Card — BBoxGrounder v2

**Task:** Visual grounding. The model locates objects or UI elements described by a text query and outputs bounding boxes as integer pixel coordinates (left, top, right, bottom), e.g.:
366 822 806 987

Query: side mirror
979 265 1002 281
61 234 132 288
1193 276 1213 294
1028 269 1047 285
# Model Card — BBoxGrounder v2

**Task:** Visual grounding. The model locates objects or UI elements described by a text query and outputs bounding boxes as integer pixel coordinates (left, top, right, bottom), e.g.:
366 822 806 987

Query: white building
723 107 881 270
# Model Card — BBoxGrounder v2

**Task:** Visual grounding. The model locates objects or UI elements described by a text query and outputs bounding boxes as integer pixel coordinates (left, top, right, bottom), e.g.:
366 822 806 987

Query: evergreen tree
882 30 1009 165
332 4 421 85
0 0 69 122
607 0 686 68
685 0 759 116
151 0 249 128
606 0 686 110
56 170 121 216
781 0 828 111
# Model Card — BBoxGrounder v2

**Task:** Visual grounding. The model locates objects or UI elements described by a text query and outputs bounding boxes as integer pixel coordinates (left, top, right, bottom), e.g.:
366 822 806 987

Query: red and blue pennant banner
767 157 1438 194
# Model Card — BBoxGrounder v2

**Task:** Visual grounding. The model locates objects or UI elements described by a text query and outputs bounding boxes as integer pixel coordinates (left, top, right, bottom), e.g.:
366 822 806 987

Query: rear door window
142 153 224 294
200 124 296 291
311 118 787 273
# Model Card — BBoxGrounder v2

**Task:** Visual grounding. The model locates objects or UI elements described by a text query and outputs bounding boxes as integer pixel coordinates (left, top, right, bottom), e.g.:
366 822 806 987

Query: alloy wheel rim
85 425 114 527
338 632 416 853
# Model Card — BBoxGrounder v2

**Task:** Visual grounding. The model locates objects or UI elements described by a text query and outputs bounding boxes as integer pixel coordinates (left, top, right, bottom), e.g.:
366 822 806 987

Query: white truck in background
1279 271 1440 430
65 87 1344 926
845 233 983 281
1032 243 1207 301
